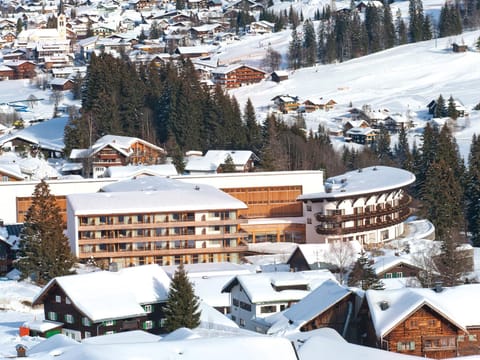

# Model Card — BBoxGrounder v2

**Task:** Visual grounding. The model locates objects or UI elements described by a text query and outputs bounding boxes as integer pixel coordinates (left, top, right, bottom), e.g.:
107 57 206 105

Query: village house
271 95 300 113
271 70 289 83
185 150 258 175
221 270 336 332
0 222 22 274
2 60 36 79
346 127 377 145
31 264 172 340
267 280 359 340
362 285 480 358
298 166 415 246
383 114 412 132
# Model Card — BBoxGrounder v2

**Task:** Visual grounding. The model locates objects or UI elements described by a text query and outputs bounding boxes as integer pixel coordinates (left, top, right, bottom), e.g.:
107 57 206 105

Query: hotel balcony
315 208 412 235
315 195 412 223
78 218 247 230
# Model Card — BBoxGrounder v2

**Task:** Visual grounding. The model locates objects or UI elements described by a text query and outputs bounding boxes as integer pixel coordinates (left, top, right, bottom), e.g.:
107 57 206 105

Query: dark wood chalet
362 286 480 359
32 265 171 340
2 60 36 79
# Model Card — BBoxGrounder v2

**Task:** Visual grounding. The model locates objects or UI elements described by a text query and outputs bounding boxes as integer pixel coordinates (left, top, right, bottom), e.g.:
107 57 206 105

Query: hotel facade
298 166 415 246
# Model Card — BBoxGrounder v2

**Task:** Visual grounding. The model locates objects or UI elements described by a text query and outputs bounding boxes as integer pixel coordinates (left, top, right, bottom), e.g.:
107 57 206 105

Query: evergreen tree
348 251 385 290
164 263 201 332
365 5 383 53
422 14 432 40
16 181 75 285
302 20 317 66
447 95 459 119
288 27 302 69
435 228 470 286
421 159 464 240
408 0 424 42
383 1 396 49
465 134 480 246
16 18 23 35
372 125 392 164
393 126 413 169
396 10 408 45
220 154 236 172
434 94 447 118
244 98 262 153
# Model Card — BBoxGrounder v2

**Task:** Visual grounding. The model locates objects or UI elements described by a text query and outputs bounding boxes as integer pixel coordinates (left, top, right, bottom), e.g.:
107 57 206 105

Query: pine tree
372 125 392 164
302 20 317 66
220 154 236 173
288 28 302 69
244 98 262 153
383 1 396 49
348 251 385 290
16 181 75 285
447 95 459 120
466 134 480 246
394 126 413 170
435 228 470 286
434 94 446 118
164 263 201 332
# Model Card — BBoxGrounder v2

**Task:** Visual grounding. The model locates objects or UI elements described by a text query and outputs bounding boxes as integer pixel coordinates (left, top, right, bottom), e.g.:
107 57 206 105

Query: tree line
64 53 348 174
285 0 478 67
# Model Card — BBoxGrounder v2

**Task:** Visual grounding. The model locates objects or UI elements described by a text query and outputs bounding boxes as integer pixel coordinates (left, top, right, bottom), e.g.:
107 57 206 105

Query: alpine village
0 0 479 358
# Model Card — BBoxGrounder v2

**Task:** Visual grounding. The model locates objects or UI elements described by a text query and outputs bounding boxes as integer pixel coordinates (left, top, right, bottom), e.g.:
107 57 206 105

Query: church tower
57 13 67 40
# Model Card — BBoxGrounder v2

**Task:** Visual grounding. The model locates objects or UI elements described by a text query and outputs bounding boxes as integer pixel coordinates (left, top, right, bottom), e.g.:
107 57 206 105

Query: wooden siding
300 293 355 335
222 186 303 218
382 305 459 359
17 195 67 225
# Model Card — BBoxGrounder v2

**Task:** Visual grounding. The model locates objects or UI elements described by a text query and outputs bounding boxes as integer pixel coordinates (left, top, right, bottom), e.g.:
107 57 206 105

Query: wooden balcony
78 245 249 259
315 195 412 223
315 208 412 235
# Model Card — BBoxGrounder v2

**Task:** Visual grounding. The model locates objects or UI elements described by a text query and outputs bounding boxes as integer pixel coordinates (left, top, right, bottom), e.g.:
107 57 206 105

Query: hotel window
103 320 115 326
55 295 61 303
144 304 153 313
260 305 277 314
307 218 312 224
82 317 91 326
306 205 312 212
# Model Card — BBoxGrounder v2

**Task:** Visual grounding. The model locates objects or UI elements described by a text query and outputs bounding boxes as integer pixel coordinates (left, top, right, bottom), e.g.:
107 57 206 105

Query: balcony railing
315 195 412 223
315 208 411 235
79 218 247 230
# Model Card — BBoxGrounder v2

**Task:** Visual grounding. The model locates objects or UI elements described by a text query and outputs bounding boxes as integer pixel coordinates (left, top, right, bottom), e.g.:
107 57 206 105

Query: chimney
433 281 443 293
16 344 27 358
379 301 389 311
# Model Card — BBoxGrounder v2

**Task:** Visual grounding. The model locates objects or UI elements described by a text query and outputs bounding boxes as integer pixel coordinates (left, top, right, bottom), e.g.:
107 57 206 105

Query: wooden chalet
32 265 172 340
371 256 423 280
50 78 75 91
0 223 23 274
0 65 14 80
383 114 412 132
346 127 377 145
271 95 300 113
70 134 166 178
268 280 357 339
362 286 480 358
1 31 16 43
2 60 36 79
211 64 266 89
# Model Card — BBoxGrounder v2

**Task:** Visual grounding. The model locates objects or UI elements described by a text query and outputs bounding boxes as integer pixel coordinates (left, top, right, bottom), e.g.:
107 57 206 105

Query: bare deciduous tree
327 241 357 284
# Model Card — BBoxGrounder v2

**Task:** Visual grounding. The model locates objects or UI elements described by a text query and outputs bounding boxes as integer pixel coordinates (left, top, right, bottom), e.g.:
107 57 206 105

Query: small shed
271 70 288 83
452 43 468 52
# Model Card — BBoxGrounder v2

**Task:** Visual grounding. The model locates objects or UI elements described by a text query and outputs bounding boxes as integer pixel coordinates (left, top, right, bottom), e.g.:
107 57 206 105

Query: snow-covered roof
0 117 68 152
33 264 171 322
211 63 266 75
283 280 351 326
105 164 178 178
268 280 351 335
88 134 165 157
288 242 362 267
69 177 247 215
298 166 416 200
221 270 336 304
365 285 480 338
371 255 421 275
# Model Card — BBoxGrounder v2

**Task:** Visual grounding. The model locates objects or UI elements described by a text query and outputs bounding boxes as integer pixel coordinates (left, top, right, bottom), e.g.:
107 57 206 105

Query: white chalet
221 270 336 332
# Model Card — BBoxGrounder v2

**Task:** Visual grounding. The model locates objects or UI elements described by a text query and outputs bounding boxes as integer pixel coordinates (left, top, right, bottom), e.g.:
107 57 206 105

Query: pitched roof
33 264 171 322
365 286 480 338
